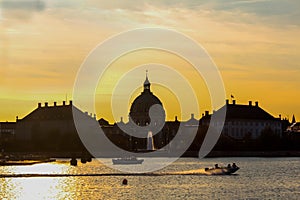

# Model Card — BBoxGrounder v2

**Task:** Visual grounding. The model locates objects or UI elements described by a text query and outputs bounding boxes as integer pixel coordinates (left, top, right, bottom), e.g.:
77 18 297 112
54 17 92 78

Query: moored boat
112 157 144 165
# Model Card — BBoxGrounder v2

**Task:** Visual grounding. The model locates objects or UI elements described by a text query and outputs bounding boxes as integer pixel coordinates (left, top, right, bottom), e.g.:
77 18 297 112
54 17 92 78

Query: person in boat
232 163 237 168
215 164 220 169
227 164 231 168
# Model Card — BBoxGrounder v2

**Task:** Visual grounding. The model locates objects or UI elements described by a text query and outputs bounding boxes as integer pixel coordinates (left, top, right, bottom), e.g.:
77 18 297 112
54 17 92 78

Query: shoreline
1 151 300 160
1 151 299 166
193 150 300 158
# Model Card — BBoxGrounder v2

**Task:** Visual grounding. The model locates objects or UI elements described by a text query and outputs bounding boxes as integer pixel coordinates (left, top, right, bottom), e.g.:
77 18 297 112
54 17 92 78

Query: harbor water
0 157 299 199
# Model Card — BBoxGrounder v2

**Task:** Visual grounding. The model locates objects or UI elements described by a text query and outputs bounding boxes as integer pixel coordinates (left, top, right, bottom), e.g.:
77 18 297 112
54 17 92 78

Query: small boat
112 156 144 165
204 164 240 175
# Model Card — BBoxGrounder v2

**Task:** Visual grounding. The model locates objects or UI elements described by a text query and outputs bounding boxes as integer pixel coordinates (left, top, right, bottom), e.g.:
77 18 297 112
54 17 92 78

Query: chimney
249 101 252 106
38 103 41 108
232 100 236 105
16 116 18 122
120 117 123 122
63 101 66 106
205 111 209 116
69 100 72 105
45 102 48 107
226 99 229 105
191 113 194 119
255 101 259 107
54 102 57 106
279 114 281 119
94 114 97 119
175 116 178 121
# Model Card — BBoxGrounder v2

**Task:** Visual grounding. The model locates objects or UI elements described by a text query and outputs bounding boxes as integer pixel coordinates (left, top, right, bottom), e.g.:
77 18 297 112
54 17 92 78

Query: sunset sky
0 0 299 123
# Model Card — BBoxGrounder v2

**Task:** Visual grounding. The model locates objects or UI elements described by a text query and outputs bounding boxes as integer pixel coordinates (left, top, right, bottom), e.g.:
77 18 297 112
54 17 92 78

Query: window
224 128 228 135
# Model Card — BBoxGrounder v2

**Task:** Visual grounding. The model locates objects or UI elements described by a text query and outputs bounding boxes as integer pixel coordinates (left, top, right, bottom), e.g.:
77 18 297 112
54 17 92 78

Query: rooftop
202 100 278 121
18 101 96 121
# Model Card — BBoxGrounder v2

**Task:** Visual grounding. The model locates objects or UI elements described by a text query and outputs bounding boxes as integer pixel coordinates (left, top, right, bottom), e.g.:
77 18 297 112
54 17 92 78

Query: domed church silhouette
127 71 166 151
129 71 166 128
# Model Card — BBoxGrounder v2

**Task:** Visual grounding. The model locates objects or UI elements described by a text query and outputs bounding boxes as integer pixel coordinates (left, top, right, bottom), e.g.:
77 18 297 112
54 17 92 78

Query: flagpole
230 94 234 101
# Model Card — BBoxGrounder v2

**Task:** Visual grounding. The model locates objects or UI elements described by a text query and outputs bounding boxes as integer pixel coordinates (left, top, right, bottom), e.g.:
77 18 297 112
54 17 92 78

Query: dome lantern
144 70 151 91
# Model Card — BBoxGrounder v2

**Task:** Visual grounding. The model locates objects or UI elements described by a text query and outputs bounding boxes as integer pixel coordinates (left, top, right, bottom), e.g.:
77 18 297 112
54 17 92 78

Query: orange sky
0 0 299 123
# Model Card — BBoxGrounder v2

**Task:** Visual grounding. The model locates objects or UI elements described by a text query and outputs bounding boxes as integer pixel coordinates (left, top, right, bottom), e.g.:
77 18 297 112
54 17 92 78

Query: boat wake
0 168 238 178
173 168 211 175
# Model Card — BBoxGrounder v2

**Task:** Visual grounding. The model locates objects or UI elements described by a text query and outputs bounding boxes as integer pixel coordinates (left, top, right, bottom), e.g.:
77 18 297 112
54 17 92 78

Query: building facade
0 122 16 135
201 100 282 140
14 101 97 151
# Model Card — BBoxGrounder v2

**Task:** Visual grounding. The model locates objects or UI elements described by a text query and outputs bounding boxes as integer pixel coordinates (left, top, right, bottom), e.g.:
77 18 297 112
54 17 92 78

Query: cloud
1 0 45 11
207 0 300 26
80 0 300 27
2 0 294 28
45 0 85 9
0 0 299 122
0 0 45 21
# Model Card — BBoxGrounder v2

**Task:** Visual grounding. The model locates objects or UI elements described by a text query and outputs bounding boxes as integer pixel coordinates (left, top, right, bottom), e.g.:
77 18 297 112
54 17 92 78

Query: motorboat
204 164 240 175
112 157 144 165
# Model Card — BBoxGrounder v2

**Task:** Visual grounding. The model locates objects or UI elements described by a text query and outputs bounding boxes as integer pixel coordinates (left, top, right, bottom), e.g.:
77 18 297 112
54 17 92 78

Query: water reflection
0 158 299 199
0 162 70 175
0 162 74 199
1 177 18 199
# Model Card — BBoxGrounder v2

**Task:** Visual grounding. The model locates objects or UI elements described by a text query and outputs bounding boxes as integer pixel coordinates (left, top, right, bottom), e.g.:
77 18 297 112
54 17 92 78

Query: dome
130 91 163 113
129 73 165 126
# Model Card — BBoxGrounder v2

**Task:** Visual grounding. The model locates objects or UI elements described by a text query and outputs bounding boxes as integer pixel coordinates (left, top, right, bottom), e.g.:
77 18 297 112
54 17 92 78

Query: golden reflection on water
0 158 299 199
1 162 69 175
1 177 18 199
0 162 75 200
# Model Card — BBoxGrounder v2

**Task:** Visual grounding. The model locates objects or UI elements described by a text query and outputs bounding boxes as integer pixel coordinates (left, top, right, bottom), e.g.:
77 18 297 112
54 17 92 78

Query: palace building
200 100 282 139
14 101 96 151
2 72 292 153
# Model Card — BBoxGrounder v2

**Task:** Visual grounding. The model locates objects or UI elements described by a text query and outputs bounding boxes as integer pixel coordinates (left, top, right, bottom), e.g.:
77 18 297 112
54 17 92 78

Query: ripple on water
0 157 299 199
